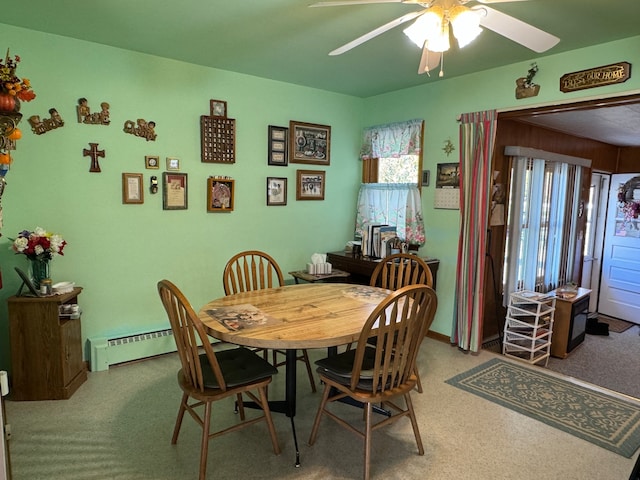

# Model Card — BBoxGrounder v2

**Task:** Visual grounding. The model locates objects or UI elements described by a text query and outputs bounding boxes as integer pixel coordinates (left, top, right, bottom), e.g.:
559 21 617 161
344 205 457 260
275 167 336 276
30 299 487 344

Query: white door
598 173 640 322
581 173 609 313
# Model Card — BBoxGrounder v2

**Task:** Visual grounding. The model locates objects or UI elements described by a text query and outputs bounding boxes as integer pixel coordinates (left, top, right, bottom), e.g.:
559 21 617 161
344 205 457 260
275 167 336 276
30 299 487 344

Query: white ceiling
511 101 640 148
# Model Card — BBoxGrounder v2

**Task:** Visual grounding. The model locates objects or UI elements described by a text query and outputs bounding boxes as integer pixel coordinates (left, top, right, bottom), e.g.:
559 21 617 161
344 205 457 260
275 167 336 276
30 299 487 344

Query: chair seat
200 347 278 389
316 347 403 392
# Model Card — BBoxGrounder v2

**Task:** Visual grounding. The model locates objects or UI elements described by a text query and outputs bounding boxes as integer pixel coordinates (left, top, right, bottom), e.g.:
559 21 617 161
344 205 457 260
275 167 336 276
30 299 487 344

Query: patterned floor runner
446 358 640 457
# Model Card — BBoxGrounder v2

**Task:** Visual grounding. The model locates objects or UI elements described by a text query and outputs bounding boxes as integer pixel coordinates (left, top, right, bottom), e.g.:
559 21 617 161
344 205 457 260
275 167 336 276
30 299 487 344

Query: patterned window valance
360 119 423 160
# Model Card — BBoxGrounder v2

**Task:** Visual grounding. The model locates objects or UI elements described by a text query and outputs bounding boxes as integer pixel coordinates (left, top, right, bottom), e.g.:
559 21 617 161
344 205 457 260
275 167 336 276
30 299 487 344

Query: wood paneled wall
482 118 620 341
618 147 640 172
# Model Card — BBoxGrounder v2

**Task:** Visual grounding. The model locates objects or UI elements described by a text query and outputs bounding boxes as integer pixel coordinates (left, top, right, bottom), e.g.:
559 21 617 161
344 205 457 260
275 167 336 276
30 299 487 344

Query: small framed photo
122 173 144 204
207 177 235 212
211 99 227 118
267 177 287 206
289 120 331 165
166 157 180 171
145 155 159 169
296 170 325 201
163 172 188 210
268 125 288 166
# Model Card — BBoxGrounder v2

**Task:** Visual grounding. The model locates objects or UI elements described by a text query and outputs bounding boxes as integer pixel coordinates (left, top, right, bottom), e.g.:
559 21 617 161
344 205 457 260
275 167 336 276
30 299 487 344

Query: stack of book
361 224 397 258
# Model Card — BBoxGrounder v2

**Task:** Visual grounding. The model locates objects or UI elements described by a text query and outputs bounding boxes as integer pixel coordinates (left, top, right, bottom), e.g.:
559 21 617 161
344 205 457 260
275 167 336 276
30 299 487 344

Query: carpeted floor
446 358 640 457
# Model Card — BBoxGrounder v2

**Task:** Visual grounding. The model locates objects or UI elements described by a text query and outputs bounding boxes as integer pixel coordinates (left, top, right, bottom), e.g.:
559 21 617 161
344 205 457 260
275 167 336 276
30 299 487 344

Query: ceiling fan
310 0 560 77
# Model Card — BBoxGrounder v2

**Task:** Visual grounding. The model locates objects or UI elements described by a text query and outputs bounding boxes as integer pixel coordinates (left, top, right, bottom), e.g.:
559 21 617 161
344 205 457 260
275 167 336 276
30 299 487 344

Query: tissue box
307 262 332 275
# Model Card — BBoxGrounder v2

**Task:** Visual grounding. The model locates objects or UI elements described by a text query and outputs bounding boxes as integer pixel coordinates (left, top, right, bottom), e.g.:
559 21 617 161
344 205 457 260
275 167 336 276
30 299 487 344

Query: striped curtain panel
452 110 497 352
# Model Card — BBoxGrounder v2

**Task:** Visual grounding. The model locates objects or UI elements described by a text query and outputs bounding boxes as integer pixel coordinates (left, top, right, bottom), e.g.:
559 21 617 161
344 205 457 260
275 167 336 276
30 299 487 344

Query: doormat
598 315 636 333
445 358 640 457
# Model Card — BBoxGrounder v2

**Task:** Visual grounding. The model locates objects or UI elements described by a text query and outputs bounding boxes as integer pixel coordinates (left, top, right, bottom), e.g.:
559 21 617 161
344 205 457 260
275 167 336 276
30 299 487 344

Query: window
356 120 426 247
503 147 589 302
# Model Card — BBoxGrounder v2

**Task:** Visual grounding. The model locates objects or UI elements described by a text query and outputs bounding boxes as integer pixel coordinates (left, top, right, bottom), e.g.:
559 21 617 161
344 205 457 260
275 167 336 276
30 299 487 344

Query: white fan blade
472 5 559 53
418 46 440 75
329 9 427 55
310 0 423 6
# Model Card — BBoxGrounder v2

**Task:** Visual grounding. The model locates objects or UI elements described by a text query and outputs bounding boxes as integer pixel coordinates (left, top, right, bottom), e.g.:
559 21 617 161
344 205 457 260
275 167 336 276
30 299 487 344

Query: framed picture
267 177 287 206
122 173 144 204
268 125 288 166
296 170 325 200
166 157 180 171
289 121 331 165
211 99 227 118
163 172 188 210
145 155 159 169
207 177 235 212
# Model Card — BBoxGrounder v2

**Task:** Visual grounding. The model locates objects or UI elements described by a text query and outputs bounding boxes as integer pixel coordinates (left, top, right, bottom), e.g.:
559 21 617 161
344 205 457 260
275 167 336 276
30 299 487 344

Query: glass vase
29 258 50 291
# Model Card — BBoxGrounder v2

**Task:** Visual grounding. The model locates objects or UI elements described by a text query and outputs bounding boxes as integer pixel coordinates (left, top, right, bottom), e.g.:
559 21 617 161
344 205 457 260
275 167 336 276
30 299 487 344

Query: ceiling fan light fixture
427 22 450 53
403 9 443 48
449 6 482 48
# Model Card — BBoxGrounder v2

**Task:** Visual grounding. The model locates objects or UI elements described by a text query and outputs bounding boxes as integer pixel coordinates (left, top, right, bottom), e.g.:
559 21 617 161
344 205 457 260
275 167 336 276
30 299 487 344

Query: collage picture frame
268 125 288 166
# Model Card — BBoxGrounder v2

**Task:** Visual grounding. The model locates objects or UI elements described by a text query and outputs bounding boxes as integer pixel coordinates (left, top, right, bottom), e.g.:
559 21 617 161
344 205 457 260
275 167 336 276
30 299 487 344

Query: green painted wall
363 35 640 336
1 23 639 370
0 24 364 369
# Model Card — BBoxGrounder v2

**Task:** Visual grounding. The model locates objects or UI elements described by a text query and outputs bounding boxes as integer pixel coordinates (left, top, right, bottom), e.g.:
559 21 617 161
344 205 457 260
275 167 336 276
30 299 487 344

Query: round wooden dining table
198 282 391 466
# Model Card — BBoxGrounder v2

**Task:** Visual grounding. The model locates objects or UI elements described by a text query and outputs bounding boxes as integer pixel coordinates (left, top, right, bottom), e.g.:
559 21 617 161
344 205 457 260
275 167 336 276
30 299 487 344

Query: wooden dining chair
369 252 433 393
157 279 280 480
308 284 438 480
369 252 434 291
222 250 317 393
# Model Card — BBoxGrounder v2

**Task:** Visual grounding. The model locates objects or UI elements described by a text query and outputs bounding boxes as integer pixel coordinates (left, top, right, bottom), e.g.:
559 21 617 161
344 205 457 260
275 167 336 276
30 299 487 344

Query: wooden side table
326 251 440 289
288 269 350 284
8 287 87 400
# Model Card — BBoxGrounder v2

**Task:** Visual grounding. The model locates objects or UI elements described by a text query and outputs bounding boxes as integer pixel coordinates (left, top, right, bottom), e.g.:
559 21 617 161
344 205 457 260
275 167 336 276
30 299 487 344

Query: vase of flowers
11 227 66 290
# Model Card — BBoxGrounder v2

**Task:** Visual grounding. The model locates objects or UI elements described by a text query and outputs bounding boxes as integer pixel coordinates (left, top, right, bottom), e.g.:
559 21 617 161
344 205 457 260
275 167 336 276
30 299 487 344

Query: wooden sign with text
560 62 631 93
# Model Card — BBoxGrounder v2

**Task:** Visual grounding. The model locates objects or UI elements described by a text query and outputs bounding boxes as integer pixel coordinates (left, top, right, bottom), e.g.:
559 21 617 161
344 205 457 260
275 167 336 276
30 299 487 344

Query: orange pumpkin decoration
7 128 21 140
0 93 16 113
0 153 11 164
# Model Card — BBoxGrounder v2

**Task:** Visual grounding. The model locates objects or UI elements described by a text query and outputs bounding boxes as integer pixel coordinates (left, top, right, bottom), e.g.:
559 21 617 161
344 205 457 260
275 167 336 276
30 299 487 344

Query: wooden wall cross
82 142 105 172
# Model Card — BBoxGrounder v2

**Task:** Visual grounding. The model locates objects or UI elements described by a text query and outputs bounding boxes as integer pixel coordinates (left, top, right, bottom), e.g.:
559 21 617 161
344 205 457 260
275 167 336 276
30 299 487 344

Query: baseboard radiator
89 328 176 372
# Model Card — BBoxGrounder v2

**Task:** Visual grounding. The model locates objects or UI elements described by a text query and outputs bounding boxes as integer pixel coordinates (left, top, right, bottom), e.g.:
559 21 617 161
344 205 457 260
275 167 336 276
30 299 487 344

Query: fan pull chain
439 52 444 77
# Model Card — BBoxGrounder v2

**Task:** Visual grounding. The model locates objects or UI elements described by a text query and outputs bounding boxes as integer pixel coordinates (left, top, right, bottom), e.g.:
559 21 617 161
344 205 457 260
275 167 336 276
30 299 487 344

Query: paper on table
206 304 279 331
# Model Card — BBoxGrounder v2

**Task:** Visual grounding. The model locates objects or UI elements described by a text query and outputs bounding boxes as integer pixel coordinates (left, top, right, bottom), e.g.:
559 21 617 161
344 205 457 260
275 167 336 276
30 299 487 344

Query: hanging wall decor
515 63 540 99
207 176 234 212
200 99 236 163
82 142 106 173
289 121 330 165
268 125 288 166
163 172 188 210
123 118 156 141
434 162 460 209
27 107 64 135
76 97 110 125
